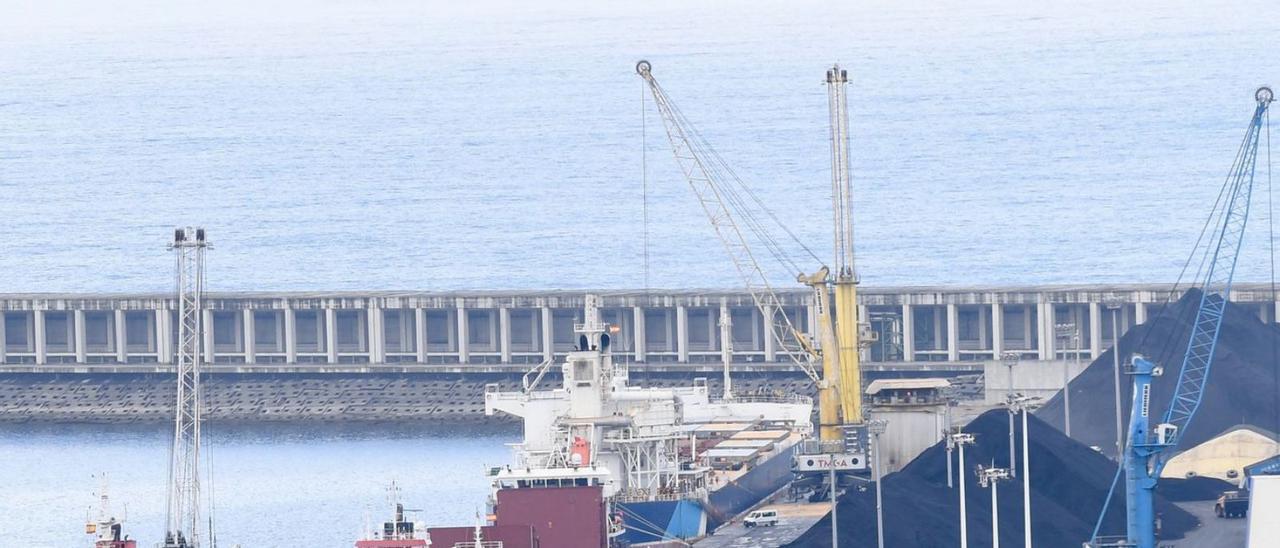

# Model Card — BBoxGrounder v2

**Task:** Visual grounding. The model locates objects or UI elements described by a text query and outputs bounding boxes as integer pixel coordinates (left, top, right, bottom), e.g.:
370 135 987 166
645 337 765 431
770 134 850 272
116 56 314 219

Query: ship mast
164 227 208 548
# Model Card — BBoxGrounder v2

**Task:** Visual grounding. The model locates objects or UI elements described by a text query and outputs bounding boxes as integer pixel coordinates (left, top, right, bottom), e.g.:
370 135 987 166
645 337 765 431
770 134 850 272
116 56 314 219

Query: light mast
163 227 208 548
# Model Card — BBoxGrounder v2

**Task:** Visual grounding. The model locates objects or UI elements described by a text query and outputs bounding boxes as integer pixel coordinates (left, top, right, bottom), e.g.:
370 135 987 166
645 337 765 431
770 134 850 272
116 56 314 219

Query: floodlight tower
164 227 209 548
868 419 888 548
1009 394 1038 548
1001 351 1020 477
951 432 976 548
978 465 1012 548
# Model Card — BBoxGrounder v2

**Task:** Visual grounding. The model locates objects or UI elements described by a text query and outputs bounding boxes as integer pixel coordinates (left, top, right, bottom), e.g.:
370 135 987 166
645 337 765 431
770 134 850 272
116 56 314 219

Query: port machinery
1088 86 1273 548
635 60 874 474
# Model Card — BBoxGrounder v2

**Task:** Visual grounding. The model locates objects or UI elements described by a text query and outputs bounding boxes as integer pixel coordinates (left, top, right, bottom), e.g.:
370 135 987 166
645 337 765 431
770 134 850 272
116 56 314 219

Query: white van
744 509 779 528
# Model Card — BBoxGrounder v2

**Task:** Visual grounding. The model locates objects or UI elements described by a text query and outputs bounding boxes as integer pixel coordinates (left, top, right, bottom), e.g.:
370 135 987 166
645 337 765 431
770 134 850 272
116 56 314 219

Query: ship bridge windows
514 477 600 489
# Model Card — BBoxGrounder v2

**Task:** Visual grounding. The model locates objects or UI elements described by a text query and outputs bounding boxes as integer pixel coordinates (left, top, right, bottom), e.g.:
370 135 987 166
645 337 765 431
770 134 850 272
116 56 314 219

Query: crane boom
1159 87 1273 439
826 64 864 425
1091 86 1272 548
635 60 821 385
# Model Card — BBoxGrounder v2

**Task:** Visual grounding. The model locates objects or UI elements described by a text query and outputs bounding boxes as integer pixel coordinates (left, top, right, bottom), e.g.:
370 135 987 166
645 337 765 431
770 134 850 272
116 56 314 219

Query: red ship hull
354 540 427 548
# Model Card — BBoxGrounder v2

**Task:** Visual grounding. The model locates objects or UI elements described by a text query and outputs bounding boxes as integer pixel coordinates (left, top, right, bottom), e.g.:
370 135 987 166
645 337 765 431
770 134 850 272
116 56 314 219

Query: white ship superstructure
484 295 813 543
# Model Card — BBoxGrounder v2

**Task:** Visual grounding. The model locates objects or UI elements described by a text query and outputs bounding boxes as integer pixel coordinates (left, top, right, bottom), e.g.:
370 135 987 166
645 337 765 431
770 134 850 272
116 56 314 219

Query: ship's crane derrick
635 61 870 449
634 60 823 388
1090 86 1272 548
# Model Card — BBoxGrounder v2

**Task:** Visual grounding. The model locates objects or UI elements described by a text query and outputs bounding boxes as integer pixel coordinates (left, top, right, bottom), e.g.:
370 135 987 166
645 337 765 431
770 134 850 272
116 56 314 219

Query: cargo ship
356 482 428 548
476 295 814 545
356 503 428 548
85 480 137 548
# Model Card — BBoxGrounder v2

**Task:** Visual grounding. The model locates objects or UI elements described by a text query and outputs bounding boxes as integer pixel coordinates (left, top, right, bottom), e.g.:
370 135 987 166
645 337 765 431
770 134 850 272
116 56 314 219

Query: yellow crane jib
798 267 844 442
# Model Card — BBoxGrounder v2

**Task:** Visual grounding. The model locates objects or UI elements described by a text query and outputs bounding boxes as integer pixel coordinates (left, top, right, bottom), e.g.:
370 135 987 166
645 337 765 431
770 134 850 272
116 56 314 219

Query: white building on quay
0 284 1275 373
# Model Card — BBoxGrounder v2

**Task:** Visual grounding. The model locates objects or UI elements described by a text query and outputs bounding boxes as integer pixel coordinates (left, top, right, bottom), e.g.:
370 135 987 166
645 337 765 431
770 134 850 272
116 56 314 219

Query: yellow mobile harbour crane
636 61 873 458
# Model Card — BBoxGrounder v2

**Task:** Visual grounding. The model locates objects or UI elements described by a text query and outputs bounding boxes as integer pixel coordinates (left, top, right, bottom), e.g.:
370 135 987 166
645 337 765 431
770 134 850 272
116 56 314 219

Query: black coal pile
1158 476 1237 502
784 410 1197 548
1039 289 1280 455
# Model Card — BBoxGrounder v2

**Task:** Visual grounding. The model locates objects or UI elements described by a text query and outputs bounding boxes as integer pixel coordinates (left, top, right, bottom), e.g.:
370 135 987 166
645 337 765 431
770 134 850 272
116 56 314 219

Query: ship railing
609 489 706 503
1085 536 1137 548
720 393 813 405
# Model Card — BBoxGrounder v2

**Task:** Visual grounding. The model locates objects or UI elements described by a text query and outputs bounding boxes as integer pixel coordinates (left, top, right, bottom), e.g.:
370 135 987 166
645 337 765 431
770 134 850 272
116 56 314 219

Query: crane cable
1137 105 1264 363
642 78 651 294
1091 95 1272 545
1267 105 1278 453
647 75 824 277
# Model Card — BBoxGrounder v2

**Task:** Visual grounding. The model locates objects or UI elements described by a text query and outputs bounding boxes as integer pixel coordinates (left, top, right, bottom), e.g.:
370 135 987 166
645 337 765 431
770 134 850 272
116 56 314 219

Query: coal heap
785 410 1197 548
1039 289 1280 455
1158 476 1238 502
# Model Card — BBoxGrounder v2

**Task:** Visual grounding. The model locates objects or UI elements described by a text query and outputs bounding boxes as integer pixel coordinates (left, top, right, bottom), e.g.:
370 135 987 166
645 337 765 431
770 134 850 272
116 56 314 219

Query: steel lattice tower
164 227 208 548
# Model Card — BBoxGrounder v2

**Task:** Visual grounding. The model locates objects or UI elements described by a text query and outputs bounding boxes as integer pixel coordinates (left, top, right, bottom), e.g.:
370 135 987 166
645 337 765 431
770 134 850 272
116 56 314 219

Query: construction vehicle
635 60 872 464
1215 490 1250 519
1088 86 1273 548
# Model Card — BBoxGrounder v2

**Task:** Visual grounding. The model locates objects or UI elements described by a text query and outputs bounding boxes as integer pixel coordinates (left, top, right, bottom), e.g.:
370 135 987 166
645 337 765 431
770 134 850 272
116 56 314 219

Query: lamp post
943 391 957 489
978 465 1012 548
1054 322 1076 436
1103 296 1125 459
869 419 888 548
951 432 976 548
1010 395 1037 548
1001 351 1020 477
829 452 838 548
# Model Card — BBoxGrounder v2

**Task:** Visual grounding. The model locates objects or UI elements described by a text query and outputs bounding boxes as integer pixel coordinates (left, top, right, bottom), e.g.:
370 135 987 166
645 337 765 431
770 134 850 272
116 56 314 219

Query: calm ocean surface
0 423 516 547
3 0 1280 293
4 0 1280 545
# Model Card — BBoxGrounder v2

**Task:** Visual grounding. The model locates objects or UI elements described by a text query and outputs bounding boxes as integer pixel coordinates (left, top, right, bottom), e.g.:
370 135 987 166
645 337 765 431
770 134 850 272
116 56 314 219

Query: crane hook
1257 86 1274 104
636 60 652 76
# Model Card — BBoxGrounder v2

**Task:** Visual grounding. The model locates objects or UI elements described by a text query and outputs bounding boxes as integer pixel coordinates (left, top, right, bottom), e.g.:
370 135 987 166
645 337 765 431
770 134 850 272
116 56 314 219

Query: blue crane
1090 86 1272 548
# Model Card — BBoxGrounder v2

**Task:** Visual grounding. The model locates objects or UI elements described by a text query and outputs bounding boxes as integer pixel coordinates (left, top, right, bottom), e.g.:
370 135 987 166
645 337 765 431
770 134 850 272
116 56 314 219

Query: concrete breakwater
0 371 981 424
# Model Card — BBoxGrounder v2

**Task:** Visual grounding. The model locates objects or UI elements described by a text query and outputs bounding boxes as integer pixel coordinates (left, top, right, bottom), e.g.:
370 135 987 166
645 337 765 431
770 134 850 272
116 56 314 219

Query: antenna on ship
164 227 209 548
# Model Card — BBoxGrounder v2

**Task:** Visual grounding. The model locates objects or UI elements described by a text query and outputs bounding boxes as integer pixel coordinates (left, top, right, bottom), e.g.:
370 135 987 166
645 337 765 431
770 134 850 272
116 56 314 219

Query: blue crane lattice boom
1089 86 1272 548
